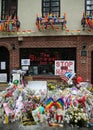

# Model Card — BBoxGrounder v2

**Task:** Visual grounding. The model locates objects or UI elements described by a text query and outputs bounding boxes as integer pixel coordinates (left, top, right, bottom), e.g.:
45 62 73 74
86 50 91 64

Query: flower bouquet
47 82 56 90
21 101 37 125
64 106 89 127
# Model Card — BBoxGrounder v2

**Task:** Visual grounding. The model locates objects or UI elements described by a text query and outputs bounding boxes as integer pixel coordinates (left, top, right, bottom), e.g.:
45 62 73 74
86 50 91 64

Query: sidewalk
0 121 92 130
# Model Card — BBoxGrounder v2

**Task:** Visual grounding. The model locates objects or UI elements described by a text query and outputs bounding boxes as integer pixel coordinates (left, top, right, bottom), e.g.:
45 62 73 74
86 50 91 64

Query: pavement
0 120 93 130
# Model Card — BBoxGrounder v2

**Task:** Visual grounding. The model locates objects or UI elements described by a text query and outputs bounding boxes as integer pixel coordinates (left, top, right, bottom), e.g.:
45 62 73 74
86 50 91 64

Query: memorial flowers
64 106 89 127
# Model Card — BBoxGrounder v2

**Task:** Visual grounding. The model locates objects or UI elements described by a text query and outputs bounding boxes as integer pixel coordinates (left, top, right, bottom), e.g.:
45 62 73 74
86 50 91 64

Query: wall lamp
80 42 87 56
82 42 87 50
18 36 23 45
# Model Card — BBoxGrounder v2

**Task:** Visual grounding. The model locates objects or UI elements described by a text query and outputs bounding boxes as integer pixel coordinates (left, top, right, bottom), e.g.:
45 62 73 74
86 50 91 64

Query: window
85 0 93 15
20 48 76 76
1 0 17 20
42 0 60 17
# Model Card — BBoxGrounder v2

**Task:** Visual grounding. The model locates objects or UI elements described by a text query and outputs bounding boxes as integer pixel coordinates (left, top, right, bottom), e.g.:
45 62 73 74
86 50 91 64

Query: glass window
85 0 93 15
20 48 76 76
42 0 60 17
1 0 17 20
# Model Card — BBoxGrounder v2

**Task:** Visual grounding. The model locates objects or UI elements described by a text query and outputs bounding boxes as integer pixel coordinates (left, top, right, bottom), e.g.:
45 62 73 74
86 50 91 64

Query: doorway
0 46 9 82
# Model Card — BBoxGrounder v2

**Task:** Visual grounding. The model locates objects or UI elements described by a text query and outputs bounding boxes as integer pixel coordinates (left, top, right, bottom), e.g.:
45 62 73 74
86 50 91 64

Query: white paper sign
55 60 75 75
21 59 30 65
0 73 7 82
21 66 29 70
28 81 47 92
27 81 47 99
12 73 20 83
1 62 6 70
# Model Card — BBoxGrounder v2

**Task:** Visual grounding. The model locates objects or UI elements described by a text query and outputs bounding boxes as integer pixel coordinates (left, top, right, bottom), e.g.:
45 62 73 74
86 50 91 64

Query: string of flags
0 13 92 35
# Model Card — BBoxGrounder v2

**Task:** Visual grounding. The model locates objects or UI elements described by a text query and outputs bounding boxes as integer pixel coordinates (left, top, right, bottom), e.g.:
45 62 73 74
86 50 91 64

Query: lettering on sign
55 60 75 75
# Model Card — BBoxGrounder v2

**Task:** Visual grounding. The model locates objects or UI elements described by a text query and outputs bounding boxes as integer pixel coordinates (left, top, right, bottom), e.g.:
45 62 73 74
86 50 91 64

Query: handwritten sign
55 60 75 75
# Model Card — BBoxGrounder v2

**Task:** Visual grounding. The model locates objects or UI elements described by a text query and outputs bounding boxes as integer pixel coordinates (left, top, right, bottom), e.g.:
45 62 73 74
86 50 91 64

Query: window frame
42 0 60 17
1 0 18 20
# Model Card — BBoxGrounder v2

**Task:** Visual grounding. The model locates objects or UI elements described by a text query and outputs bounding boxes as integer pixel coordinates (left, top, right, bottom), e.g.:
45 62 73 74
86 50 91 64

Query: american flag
60 73 69 82
60 72 75 84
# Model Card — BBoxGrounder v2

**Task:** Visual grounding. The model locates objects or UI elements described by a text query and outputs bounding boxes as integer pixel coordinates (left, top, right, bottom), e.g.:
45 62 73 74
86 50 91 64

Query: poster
21 66 29 70
27 81 47 98
12 73 20 83
1 62 6 70
0 73 7 82
21 59 30 65
55 60 75 75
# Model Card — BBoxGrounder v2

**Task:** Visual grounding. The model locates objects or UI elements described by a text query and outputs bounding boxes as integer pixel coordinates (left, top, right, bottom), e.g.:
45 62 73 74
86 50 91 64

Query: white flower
75 113 77 116
78 112 82 116
75 120 77 123
78 116 81 120
81 108 83 112
70 115 72 119
83 117 87 121
82 113 86 117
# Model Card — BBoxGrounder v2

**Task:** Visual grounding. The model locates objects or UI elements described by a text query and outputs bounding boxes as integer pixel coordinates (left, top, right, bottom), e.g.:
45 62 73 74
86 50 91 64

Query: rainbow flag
55 98 64 109
45 97 54 109
66 95 73 108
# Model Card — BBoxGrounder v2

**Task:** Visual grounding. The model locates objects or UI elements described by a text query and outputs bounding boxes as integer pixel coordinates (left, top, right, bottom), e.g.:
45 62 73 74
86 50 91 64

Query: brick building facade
0 0 93 83
0 35 93 83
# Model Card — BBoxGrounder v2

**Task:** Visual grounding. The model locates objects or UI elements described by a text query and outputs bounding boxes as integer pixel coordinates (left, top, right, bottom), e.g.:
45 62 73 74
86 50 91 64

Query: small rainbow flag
45 97 54 109
55 98 64 109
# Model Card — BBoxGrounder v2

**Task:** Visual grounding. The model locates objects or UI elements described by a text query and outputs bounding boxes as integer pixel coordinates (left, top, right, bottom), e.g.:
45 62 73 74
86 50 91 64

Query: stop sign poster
55 60 75 75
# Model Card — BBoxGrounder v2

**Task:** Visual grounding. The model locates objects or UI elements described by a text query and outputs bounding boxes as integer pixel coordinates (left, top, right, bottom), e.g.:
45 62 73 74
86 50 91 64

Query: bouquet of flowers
64 106 89 127
47 82 56 90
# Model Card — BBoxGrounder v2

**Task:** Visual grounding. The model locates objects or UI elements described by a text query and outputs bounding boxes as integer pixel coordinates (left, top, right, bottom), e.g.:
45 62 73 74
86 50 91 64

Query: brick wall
0 35 93 82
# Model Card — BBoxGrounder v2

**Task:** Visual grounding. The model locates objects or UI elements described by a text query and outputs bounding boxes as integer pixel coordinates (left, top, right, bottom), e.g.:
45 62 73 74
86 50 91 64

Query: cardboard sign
27 81 47 99
55 60 75 75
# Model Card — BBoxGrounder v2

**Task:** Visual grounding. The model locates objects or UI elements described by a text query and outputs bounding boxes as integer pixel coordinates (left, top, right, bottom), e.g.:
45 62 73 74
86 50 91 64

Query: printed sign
55 60 75 75
21 59 30 65
1 62 6 70
0 73 7 82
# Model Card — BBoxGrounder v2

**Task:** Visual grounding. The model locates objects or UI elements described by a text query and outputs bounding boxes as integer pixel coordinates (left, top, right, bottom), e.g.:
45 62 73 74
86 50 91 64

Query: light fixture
18 36 23 45
80 42 87 56
82 42 87 50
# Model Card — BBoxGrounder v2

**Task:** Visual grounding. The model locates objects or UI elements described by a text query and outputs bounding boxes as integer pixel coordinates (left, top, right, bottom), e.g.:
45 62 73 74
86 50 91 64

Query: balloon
77 76 83 83
39 106 44 114
13 80 19 85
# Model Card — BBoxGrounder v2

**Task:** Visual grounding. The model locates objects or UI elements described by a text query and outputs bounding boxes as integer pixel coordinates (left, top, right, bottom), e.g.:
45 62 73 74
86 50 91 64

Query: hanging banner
55 60 75 75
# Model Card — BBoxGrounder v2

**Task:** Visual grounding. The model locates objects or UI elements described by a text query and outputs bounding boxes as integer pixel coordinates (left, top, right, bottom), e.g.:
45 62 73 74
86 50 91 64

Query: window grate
1 0 18 20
